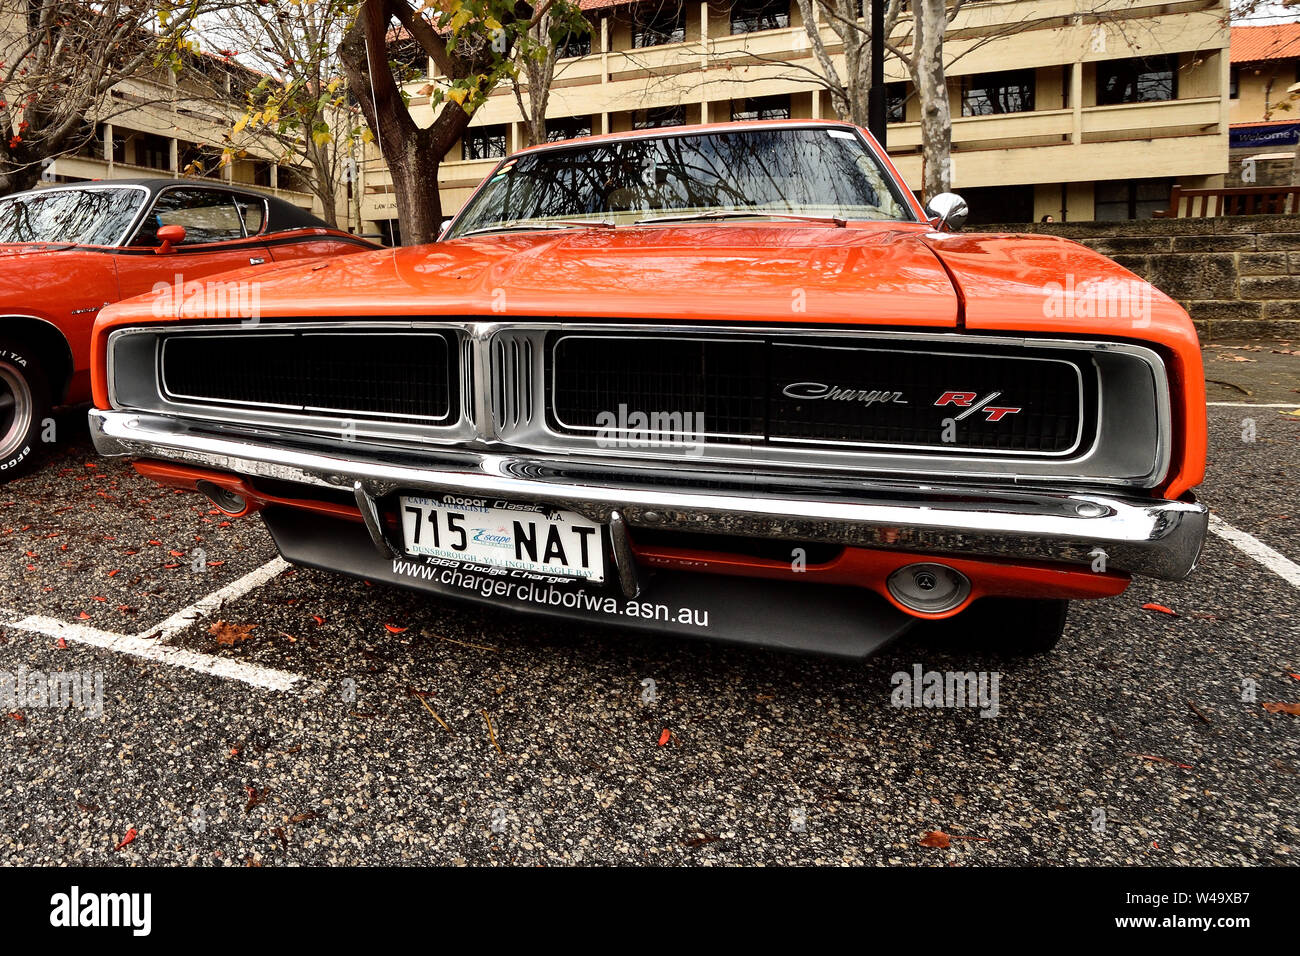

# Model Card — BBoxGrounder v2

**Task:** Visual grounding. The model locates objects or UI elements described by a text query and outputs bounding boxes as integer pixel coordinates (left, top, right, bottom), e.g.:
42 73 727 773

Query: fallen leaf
1262 702 1300 715
56 637 67 649
684 834 722 848
244 786 268 812
1142 603 1178 616
383 623 408 633
658 728 671 746
289 811 318 824
920 830 950 848
114 827 138 851
77 611 90 620
209 620 256 646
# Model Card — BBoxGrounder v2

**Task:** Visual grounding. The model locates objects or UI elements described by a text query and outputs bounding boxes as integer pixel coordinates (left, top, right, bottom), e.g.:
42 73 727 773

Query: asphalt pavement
0 343 1295 866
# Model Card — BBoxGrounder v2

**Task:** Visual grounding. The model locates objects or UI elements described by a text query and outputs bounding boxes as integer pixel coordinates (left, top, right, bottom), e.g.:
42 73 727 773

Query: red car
0 179 376 477
88 122 1209 657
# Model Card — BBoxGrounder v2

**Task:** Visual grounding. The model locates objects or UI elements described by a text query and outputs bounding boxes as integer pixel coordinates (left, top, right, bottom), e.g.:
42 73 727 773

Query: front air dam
261 506 916 658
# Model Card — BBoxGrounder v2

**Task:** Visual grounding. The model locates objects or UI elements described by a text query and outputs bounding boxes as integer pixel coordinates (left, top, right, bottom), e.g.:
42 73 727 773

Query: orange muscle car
0 179 376 477
88 121 1209 656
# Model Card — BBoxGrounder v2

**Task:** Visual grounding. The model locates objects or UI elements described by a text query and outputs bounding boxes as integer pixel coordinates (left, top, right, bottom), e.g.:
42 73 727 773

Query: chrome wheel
0 361 34 461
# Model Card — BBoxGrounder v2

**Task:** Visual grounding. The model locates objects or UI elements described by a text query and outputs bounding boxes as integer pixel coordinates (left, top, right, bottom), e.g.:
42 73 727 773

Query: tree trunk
914 0 952 201
339 1 467 245
389 133 447 244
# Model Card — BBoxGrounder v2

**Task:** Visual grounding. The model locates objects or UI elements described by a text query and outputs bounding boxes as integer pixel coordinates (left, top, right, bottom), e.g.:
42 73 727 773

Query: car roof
9 177 331 233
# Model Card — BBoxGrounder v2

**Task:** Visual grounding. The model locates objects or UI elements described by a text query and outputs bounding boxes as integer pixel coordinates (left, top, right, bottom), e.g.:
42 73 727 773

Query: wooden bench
1153 184 1300 218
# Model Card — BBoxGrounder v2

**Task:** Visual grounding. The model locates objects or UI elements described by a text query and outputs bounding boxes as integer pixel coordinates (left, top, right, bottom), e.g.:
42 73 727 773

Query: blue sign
1230 123 1300 148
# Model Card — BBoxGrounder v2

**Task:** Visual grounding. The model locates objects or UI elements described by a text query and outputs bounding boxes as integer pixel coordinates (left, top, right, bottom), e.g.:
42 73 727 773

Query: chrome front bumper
89 408 1209 581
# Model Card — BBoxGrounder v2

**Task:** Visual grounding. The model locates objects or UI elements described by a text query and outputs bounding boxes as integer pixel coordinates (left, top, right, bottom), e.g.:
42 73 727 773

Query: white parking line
1209 514 1300 590
1 613 304 692
148 557 290 641
0 556 307 693
1206 402 1300 407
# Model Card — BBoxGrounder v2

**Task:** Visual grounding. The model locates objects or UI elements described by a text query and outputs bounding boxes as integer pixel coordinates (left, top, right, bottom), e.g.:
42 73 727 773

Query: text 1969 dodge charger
87 120 1209 657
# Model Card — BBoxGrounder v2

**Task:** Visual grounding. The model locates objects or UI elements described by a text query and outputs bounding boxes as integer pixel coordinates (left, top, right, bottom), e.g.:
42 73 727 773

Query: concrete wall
982 215 1300 340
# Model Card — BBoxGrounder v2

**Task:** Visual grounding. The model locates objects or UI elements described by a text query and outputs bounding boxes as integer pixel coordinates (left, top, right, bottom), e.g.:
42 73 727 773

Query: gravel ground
0 346 1295 866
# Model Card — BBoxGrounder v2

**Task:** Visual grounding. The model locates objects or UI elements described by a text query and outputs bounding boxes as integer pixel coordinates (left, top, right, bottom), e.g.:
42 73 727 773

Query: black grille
160 331 455 422
549 334 1091 456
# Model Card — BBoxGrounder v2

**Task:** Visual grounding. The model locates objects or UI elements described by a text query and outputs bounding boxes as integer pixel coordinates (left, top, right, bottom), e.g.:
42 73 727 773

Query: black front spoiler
262 507 915 659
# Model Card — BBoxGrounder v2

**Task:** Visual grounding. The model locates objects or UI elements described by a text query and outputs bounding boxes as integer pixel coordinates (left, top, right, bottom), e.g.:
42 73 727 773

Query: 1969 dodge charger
88 120 1209 657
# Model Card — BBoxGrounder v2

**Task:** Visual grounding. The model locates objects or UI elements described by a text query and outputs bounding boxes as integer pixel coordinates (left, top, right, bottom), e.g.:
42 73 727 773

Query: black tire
958 596 1071 655
0 338 52 481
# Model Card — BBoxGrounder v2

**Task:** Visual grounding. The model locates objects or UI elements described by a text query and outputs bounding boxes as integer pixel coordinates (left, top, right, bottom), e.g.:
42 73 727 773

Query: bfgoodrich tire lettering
0 339 52 480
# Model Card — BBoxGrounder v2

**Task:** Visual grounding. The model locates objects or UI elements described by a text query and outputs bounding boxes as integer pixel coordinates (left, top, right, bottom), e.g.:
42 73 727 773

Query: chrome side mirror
924 192 968 232
438 217 454 240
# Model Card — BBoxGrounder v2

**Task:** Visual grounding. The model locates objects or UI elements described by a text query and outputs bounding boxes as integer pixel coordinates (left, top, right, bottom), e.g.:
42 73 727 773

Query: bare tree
0 0 207 195
792 0 905 126
510 10 591 145
205 0 364 228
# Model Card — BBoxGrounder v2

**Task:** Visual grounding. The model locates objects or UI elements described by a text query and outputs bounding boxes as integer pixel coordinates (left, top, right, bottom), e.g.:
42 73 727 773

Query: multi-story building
361 0 1231 234
39 52 353 227
1227 22 1300 185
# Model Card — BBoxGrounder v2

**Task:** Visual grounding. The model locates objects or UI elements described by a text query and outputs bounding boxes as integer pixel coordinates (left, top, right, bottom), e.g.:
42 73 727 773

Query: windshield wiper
635 210 847 228
456 219 616 238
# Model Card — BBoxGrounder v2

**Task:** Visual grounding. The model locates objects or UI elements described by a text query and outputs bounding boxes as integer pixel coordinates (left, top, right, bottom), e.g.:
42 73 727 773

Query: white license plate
398 494 605 583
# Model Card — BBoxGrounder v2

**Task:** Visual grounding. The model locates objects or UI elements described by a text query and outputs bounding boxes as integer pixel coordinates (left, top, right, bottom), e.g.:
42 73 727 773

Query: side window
236 197 266 235
133 189 246 245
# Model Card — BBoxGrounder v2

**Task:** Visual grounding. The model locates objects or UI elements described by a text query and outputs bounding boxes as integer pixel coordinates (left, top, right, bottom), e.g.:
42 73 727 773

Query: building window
731 94 791 121
731 0 789 34
133 133 171 171
1094 178 1173 221
463 125 507 160
556 31 591 59
547 116 592 142
1229 65 1239 99
633 106 686 128
1096 55 1177 105
961 69 1035 116
886 82 908 122
632 3 686 48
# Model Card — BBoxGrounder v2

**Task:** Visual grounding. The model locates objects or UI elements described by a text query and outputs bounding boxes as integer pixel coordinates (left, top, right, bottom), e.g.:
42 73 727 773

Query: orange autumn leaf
114 827 138 851
384 623 407 633
78 611 90 620
1142 603 1177 616
56 637 67 649
920 830 950 848
1262 702 1300 715
209 620 256 646
657 728 671 746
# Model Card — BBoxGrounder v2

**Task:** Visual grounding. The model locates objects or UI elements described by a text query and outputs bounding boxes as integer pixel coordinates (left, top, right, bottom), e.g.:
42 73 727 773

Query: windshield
445 126 913 238
0 187 146 246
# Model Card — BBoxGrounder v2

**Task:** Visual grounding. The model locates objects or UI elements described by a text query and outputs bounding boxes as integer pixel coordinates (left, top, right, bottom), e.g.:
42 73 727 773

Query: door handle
249 256 266 265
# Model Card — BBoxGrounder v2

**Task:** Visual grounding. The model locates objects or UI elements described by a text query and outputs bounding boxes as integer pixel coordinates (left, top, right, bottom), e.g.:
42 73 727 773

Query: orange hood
97 222 961 328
